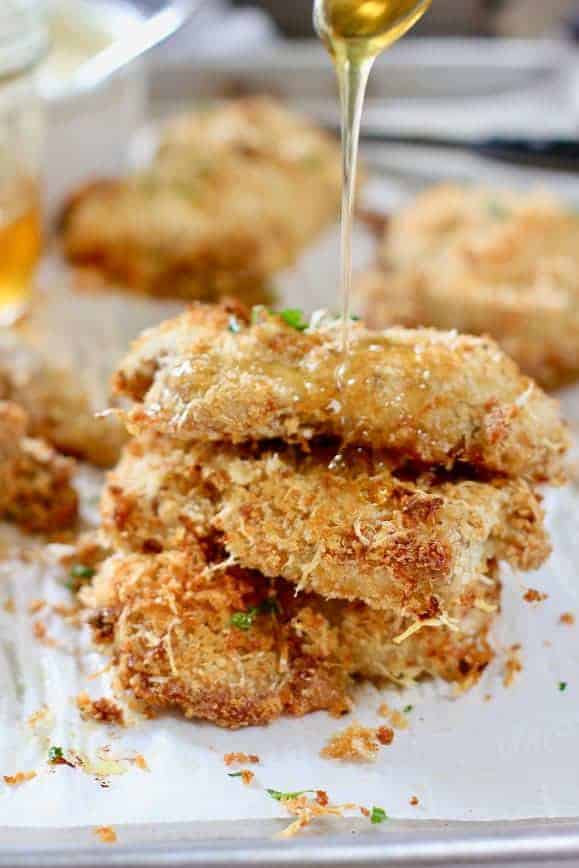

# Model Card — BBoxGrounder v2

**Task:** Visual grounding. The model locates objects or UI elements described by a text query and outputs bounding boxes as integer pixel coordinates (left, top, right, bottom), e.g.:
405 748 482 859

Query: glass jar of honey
0 1 47 322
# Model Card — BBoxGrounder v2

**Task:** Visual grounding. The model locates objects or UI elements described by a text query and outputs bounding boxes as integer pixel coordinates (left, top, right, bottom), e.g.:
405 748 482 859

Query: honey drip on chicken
314 0 431 445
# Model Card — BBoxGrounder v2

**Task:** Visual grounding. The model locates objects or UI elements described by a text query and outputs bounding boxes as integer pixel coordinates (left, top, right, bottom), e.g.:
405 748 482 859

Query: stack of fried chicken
82 302 569 728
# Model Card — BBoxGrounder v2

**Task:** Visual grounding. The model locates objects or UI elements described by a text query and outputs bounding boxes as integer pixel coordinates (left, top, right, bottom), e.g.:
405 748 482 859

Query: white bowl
41 0 147 216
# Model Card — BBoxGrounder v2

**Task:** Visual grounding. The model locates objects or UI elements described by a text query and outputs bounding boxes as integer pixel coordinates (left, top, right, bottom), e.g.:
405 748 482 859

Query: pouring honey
314 0 431 350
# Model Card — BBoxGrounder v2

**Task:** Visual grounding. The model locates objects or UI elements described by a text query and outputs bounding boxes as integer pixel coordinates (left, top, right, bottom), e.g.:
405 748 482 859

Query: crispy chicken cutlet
84 301 567 727
114 304 568 483
60 98 342 303
0 402 77 532
355 184 579 389
82 548 351 728
82 548 498 728
102 435 547 616
0 328 126 467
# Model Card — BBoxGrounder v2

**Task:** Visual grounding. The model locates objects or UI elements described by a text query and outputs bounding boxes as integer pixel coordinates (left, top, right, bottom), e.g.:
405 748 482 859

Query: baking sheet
3 211 579 835
5 45 579 840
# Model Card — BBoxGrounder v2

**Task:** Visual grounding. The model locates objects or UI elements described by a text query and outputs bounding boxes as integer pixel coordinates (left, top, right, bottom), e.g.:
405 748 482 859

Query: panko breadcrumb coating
355 184 579 390
0 402 78 532
102 434 548 615
82 549 351 728
82 548 498 728
114 304 568 483
0 328 126 467
61 98 342 303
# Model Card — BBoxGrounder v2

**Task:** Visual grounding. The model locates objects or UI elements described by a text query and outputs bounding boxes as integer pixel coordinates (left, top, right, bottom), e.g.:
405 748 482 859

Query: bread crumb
523 588 548 603
3 598 14 613
27 705 52 730
224 752 259 766
409 796 419 806
503 644 523 687
32 620 57 647
560 612 575 626
3 771 37 786
277 793 358 839
76 692 125 726
376 726 394 745
133 754 149 771
389 710 409 730
320 723 380 762
378 704 410 730
28 599 45 614
484 693 492 702
95 826 117 844
240 769 254 785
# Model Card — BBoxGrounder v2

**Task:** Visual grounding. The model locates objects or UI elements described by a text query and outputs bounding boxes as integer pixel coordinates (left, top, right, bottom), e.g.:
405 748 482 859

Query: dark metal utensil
357 129 579 171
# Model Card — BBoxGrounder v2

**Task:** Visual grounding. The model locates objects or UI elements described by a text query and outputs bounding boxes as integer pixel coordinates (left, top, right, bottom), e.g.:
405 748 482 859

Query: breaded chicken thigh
0 402 78 532
356 184 579 389
0 329 126 467
114 304 568 483
82 548 498 727
61 98 342 303
102 435 547 616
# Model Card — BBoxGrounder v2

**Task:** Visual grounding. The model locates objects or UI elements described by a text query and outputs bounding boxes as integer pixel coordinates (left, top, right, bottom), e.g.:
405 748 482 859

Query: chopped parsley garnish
403 705 413 713
279 308 308 332
67 564 95 591
230 600 279 630
486 200 509 220
370 806 388 824
559 681 567 692
267 788 315 801
70 564 95 580
47 746 64 764
228 772 243 778
228 315 242 334
230 609 258 631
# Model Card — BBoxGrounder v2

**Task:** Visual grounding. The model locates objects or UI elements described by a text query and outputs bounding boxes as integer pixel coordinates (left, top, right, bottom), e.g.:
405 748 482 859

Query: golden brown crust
355 184 579 390
114 305 569 483
0 402 78 532
101 435 548 616
82 550 351 728
0 328 126 468
82 549 498 727
61 98 342 302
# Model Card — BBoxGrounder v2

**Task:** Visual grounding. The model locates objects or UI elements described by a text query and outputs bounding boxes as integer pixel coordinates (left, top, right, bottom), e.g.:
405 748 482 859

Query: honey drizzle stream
314 0 432 438
336 51 373 354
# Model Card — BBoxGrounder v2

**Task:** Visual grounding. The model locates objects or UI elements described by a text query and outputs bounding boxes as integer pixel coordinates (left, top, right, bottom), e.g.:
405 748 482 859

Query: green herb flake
228 315 242 334
279 308 308 332
370 806 388 824
230 608 259 631
228 772 243 778
266 788 315 802
559 681 568 692
486 200 509 220
67 564 95 591
230 600 279 630
403 705 413 713
47 746 64 764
